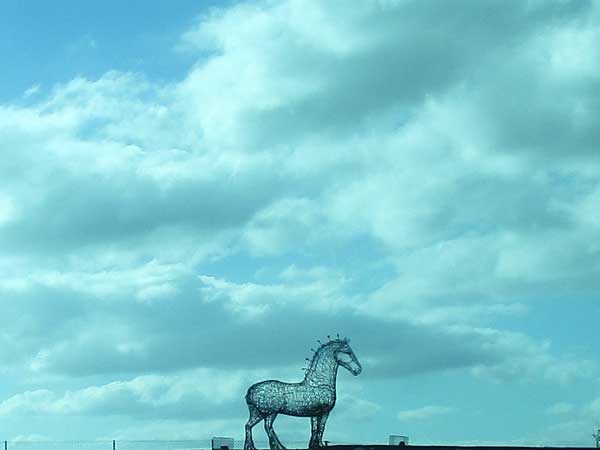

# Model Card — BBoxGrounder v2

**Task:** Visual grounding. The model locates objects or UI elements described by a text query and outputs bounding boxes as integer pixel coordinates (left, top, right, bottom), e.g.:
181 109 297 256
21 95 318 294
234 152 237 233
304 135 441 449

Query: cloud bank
1 0 600 444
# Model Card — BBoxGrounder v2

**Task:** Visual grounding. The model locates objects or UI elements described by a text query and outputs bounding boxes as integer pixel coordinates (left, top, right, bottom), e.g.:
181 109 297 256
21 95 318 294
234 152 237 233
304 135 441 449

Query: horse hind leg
264 414 286 450
244 404 263 450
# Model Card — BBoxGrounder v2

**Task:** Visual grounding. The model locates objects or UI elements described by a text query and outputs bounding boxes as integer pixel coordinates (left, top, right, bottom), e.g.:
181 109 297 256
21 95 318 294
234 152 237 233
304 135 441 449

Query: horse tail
245 382 257 405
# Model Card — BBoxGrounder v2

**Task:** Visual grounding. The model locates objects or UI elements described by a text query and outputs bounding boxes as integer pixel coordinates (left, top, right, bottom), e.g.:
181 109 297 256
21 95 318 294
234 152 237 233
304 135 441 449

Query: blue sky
1 0 600 446
0 0 226 101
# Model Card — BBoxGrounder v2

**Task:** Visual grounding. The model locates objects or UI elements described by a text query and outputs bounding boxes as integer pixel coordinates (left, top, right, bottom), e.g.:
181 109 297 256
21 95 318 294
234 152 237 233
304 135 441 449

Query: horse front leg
309 416 319 449
264 414 286 450
309 412 330 449
316 411 330 447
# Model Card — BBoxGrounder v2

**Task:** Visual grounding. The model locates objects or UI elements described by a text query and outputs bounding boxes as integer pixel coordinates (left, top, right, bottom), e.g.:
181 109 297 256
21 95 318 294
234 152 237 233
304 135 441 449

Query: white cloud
468 328 597 385
2 0 600 442
105 418 243 441
0 194 18 226
585 396 600 417
241 197 333 256
336 394 381 422
199 266 353 317
10 434 52 442
0 369 250 418
545 402 575 415
397 405 455 421
23 84 41 98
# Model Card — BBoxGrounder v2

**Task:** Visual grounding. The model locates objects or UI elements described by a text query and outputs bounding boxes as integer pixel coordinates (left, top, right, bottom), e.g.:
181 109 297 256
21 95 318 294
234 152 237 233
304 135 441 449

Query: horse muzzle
350 362 362 376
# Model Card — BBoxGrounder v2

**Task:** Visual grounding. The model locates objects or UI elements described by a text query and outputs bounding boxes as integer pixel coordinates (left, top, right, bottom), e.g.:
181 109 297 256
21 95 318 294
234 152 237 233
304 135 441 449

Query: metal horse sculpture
244 336 362 450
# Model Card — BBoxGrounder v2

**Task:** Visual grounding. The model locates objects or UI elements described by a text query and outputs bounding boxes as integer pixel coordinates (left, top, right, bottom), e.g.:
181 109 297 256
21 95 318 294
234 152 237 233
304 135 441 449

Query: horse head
333 338 362 376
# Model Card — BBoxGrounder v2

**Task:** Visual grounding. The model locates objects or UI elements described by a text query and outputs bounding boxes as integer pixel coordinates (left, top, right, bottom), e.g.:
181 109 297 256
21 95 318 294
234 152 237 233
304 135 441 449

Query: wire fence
0 440 335 450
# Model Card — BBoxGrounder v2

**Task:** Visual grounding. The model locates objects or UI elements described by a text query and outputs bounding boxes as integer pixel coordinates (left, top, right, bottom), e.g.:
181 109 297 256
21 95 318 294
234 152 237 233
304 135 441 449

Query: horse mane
303 335 349 372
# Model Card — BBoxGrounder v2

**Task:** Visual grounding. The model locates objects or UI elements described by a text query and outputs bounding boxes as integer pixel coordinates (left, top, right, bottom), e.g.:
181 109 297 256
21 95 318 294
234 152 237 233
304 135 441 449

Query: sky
1 0 600 446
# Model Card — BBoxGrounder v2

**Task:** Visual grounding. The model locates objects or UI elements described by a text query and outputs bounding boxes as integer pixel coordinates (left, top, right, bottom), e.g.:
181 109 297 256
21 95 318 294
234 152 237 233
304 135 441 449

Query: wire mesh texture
244 337 362 450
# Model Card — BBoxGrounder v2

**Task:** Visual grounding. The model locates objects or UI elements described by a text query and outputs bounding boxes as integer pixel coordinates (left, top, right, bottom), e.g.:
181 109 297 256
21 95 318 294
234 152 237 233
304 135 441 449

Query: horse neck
303 345 339 388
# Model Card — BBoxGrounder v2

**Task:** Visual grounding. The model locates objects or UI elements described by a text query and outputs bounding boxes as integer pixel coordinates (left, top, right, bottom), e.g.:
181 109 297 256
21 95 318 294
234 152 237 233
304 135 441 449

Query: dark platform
321 446 593 450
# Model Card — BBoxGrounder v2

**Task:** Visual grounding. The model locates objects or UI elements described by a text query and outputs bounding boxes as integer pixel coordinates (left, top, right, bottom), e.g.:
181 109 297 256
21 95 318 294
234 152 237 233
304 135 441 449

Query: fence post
113 440 116 450
5 440 7 450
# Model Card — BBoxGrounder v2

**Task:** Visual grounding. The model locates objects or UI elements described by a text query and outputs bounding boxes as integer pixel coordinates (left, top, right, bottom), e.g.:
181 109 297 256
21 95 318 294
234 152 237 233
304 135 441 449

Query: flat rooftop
323 445 594 450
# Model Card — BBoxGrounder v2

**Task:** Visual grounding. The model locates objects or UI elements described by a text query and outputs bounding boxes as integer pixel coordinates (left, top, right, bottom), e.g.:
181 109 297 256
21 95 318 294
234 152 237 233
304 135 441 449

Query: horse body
246 380 335 417
244 338 361 450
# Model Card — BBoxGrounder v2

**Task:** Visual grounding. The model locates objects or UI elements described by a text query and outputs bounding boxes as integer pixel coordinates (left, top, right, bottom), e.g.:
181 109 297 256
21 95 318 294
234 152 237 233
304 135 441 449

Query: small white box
389 435 409 446
212 437 234 450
